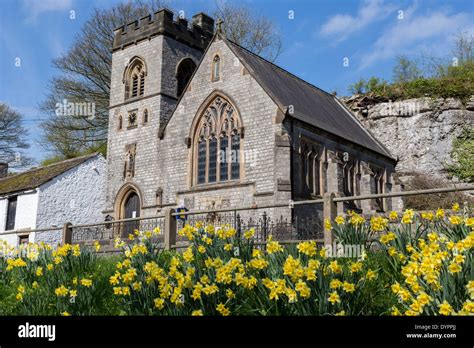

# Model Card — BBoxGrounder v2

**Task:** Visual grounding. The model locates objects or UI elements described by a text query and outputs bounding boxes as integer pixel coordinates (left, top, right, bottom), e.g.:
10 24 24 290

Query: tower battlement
112 9 214 52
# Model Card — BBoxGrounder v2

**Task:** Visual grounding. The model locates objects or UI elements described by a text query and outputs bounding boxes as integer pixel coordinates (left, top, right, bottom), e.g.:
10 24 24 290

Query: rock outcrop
342 95 474 183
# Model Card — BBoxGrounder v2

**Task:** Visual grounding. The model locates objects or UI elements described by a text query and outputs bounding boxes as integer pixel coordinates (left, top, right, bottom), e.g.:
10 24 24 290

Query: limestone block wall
345 96 474 181
157 37 285 216
105 34 204 217
34 156 106 245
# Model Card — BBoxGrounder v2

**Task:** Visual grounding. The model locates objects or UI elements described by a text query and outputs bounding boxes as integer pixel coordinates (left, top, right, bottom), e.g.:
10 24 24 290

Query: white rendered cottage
0 153 106 246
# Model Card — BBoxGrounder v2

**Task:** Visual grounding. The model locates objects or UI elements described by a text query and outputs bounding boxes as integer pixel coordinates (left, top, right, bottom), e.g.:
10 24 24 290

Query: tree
40 0 283 161
214 2 282 62
349 79 366 94
40 1 161 162
0 103 32 169
392 55 421 83
452 31 474 64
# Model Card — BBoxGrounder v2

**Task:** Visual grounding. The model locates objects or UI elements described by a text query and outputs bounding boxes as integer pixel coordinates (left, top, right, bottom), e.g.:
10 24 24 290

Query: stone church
103 9 399 224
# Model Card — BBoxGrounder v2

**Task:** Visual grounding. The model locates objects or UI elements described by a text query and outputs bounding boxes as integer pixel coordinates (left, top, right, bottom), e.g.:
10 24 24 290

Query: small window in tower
118 115 123 130
212 55 221 82
143 109 149 125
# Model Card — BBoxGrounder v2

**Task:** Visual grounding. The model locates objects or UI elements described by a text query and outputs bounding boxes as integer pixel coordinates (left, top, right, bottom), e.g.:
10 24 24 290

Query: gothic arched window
212 55 221 81
193 95 242 185
301 143 322 196
343 162 355 196
118 115 123 130
176 58 196 98
124 57 146 100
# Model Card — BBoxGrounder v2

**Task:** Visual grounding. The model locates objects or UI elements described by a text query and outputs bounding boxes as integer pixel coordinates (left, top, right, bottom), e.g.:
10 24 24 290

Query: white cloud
359 8 474 70
21 0 73 23
320 0 396 41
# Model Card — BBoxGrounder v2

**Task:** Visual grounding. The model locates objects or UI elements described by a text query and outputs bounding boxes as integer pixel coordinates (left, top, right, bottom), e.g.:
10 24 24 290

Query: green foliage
393 55 421 83
349 78 366 95
447 128 474 182
1 212 472 316
348 33 474 101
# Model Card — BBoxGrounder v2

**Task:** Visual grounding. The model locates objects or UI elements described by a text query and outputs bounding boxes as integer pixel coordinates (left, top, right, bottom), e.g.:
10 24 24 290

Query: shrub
401 172 474 210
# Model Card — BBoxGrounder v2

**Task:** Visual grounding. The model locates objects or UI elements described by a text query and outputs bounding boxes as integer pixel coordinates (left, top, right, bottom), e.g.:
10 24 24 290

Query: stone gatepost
326 151 344 215
360 162 375 213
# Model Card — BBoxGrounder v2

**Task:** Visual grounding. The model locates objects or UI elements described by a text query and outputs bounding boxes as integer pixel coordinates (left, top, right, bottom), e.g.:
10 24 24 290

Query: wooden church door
123 192 140 236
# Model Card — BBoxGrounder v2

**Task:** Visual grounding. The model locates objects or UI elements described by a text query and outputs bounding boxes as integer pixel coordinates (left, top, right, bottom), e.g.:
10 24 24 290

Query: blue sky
1 0 473 164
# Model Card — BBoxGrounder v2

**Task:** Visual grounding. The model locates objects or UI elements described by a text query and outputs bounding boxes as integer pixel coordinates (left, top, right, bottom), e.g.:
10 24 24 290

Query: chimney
0 163 7 179
192 13 215 35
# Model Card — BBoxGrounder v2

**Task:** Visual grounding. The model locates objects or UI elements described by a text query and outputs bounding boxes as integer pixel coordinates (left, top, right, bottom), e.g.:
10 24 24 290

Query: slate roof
225 38 395 160
0 153 99 196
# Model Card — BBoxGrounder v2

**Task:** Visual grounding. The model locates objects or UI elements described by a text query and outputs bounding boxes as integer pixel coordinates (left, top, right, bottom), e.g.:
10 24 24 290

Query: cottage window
193 95 242 185
18 235 29 245
6 196 17 231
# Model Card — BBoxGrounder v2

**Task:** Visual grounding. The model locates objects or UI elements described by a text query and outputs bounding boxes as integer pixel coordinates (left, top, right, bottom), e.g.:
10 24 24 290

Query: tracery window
193 96 242 185
124 57 146 100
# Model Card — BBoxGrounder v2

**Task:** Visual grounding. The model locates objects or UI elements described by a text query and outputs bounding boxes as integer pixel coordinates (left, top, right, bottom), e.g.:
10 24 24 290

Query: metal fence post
323 192 337 246
62 222 73 245
164 208 177 251
262 211 268 240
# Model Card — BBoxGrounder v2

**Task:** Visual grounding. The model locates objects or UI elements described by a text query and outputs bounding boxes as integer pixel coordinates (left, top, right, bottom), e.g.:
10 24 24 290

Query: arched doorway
122 191 140 237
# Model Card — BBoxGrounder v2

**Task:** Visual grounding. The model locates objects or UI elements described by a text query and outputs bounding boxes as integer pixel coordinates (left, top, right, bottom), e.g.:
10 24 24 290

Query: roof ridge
225 38 335 99
0 152 99 183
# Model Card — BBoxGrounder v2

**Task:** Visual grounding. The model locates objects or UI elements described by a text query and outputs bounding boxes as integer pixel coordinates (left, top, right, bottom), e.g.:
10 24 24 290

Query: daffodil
55 285 69 297
438 301 453 316
449 216 462 225
36 267 43 277
154 298 165 310
216 303 230 316
80 278 93 287
244 228 255 239
328 291 340 305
